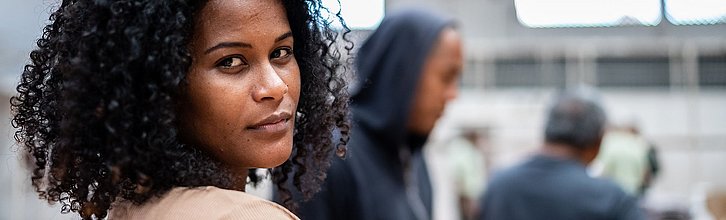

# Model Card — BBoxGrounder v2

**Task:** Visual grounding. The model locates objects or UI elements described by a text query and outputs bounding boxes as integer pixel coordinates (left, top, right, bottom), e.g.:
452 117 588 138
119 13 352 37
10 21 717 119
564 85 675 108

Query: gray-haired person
478 89 643 220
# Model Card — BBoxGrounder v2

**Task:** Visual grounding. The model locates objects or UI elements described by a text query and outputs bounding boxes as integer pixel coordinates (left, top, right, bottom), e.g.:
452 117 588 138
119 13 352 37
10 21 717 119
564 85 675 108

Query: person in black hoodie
292 7 463 220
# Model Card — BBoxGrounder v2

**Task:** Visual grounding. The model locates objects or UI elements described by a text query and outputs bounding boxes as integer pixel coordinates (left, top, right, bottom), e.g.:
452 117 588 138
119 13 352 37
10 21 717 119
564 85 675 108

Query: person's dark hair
544 88 606 149
10 0 352 219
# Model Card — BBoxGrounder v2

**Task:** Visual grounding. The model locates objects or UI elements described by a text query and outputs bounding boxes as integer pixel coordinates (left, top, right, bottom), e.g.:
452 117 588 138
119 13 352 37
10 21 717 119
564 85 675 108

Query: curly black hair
10 0 352 219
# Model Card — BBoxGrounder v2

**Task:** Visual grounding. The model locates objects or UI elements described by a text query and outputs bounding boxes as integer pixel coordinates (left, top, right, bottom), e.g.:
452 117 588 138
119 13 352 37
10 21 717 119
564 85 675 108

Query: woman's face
180 0 300 169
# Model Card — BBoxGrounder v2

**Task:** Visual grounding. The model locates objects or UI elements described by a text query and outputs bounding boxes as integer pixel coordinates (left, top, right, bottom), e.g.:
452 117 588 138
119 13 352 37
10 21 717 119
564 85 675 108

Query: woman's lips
247 112 292 132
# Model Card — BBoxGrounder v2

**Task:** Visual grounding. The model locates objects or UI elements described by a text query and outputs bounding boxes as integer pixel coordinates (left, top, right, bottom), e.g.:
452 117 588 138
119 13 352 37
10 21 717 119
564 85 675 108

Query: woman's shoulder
110 186 299 220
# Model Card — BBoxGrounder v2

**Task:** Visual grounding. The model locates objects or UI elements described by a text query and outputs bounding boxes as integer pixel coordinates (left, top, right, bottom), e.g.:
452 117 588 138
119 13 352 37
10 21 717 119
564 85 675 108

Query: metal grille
699 55 726 86
596 57 671 87
493 58 566 88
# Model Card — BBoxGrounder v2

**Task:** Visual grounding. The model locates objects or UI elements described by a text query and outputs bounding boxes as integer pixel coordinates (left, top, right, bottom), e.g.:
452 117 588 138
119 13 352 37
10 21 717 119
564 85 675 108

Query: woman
11 0 350 219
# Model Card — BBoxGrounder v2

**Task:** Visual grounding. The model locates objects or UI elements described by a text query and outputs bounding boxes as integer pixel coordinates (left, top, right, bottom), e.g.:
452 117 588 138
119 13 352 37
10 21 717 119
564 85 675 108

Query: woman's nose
252 63 288 102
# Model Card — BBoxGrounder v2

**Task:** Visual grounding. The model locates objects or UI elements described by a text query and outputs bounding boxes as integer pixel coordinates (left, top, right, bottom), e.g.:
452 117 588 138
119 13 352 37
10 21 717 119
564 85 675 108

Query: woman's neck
228 168 249 192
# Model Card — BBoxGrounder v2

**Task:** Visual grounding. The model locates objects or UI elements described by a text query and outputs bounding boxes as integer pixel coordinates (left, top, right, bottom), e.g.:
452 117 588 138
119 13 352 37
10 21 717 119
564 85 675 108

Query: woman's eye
270 48 293 59
217 57 246 69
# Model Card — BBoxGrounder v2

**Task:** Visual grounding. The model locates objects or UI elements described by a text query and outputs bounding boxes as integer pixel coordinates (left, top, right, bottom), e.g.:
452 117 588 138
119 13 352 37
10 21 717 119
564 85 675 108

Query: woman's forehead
192 0 291 49
197 0 286 24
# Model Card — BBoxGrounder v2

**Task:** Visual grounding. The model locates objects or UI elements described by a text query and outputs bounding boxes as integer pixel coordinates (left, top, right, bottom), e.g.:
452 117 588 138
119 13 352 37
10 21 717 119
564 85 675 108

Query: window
597 57 670 87
514 0 662 28
699 55 726 86
665 0 726 25
322 0 385 29
494 58 566 87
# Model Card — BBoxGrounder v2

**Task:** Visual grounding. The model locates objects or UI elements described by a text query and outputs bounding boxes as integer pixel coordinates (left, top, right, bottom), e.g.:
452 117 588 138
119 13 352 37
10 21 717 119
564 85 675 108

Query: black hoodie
296 8 454 220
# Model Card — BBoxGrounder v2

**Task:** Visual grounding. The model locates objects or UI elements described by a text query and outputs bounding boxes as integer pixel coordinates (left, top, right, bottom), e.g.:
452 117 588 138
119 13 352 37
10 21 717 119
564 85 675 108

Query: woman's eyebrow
204 42 252 54
275 31 293 43
204 32 292 55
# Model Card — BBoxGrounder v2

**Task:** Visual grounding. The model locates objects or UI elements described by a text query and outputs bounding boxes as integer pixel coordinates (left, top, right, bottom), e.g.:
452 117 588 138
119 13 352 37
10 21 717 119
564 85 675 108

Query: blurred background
1 0 724 219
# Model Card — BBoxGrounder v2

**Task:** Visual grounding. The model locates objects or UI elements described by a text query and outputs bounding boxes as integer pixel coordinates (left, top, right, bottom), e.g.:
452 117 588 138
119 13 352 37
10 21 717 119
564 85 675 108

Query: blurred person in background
691 183 725 220
706 189 726 219
640 140 661 197
479 88 643 220
448 129 487 220
593 123 650 196
291 7 463 220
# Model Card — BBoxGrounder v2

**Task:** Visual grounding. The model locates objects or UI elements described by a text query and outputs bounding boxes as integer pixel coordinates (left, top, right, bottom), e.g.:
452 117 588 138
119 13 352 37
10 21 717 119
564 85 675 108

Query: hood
351 8 454 147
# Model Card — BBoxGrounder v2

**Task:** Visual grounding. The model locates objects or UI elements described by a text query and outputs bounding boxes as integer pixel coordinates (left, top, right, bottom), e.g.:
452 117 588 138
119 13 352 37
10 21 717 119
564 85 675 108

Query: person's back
304 130 433 220
481 155 640 220
479 87 643 220
111 186 298 220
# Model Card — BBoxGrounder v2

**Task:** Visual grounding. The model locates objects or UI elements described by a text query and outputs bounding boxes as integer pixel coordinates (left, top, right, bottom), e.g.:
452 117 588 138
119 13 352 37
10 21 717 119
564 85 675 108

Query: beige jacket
109 186 299 220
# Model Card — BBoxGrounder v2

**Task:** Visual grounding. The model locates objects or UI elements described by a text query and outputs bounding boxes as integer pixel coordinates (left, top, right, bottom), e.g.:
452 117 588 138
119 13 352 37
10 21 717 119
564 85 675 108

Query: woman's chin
253 141 294 168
